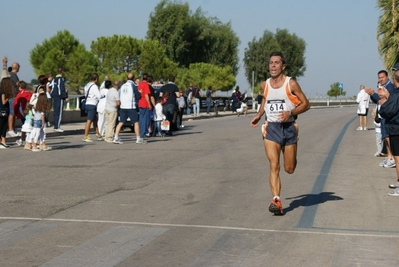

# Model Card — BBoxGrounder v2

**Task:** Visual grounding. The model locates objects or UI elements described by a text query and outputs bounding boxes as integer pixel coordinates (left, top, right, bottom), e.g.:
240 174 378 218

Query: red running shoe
268 199 284 215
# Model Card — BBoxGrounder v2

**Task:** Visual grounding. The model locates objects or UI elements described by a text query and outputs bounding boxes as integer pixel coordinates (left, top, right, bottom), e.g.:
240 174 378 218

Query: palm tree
377 0 399 70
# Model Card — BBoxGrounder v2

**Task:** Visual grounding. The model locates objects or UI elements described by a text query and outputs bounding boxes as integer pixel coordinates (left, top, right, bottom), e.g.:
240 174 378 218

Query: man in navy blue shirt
366 70 396 168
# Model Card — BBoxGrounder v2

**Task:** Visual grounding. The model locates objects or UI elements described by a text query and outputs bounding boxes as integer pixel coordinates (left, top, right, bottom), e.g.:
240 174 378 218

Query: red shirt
138 81 151 108
13 89 33 119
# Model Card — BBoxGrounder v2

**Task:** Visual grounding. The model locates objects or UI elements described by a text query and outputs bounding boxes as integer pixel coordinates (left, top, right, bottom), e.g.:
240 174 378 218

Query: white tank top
263 76 300 122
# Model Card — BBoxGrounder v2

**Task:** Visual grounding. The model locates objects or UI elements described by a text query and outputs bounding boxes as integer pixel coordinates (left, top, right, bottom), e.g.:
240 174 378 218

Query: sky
0 0 385 99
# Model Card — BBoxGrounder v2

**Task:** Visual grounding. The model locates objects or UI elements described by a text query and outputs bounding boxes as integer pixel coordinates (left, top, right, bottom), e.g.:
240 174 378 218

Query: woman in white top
356 85 370 130
97 80 111 137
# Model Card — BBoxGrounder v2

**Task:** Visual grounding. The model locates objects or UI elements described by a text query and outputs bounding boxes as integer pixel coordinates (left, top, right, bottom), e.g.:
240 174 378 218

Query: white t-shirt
33 109 44 120
84 82 101 106
105 88 120 112
97 88 109 113
154 103 165 121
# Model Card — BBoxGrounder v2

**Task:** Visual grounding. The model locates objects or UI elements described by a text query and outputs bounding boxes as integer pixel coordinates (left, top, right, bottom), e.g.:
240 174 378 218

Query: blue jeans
139 108 150 137
186 100 191 115
193 98 200 115
206 99 211 114
152 121 162 136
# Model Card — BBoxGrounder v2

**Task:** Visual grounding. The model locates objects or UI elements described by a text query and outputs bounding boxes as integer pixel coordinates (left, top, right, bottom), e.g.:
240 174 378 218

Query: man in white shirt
104 80 121 142
113 73 146 144
82 73 102 142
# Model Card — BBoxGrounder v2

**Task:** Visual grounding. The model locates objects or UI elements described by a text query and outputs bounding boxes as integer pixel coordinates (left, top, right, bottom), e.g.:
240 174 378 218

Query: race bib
267 99 286 116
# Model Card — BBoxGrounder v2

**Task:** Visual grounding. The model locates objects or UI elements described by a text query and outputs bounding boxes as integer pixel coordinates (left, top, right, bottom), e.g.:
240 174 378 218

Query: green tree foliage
137 39 179 80
67 44 98 91
91 35 141 74
243 29 306 86
377 0 399 69
147 0 240 75
29 30 97 90
327 82 346 98
176 63 235 91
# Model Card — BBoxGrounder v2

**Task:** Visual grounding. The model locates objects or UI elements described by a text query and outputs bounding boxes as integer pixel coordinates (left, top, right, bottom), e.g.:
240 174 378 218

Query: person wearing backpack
50 68 69 132
82 73 102 142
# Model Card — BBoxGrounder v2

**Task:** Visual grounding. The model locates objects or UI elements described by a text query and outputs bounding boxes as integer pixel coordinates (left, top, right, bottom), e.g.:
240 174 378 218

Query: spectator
177 90 185 128
365 70 396 168
97 80 112 137
13 81 32 146
206 86 213 115
159 75 179 136
138 73 152 138
189 85 202 116
147 75 156 136
82 73 102 142
104 80 120 143
356 85 370 130
0 77 13 148
186 84 193 115
152 97 166 137
113 73 145 144
8 61 20 136
372 105 383 157
378 69 399 196
50 68 69 132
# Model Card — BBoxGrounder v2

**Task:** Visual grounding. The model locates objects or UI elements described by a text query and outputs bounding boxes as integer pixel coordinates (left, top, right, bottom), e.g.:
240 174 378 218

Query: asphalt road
0 106 398 267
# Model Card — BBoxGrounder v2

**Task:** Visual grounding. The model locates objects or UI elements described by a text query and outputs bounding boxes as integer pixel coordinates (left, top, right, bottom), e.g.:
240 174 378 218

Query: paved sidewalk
6 110 254 141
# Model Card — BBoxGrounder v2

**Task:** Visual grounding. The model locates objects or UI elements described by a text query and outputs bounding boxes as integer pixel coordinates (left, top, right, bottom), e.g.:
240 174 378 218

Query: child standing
13 81 32 146
373 104 384 157
152 97 166 137
31 94 50 152
177 90 185 128
21 104 33 150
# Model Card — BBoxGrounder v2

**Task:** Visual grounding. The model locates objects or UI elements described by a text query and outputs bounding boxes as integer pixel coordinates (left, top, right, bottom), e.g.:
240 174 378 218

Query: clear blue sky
0 0 384 98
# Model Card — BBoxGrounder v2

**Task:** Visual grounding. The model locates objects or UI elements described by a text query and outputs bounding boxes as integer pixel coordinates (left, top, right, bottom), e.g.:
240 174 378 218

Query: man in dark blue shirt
366 70 396 168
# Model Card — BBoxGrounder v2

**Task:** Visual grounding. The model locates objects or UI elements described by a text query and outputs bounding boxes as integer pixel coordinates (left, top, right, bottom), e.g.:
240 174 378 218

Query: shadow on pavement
284 192 343 214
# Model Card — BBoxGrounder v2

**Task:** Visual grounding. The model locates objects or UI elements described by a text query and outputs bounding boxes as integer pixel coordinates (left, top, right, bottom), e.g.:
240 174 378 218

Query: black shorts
264 121 297 146
389 135 399 156
119 108 138 123
358 108 369 116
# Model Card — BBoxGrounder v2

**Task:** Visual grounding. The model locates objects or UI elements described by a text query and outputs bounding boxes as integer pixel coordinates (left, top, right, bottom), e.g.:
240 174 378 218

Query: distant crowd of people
81 73 184 144
0 57 56 150
0 56 253 150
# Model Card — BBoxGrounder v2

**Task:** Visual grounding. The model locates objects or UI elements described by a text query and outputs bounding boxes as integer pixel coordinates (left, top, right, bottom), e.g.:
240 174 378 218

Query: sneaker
54 128 64 133
389 182 399 189
15 139 23 146
384 159 396 168
363 127 368 131
388 189 399 196
31 147 41 152
136 138 147 144
113 137 124 144
379 159 388 167
145 133 151 137
268 199 284 215
7 130 18 137
24 143 32 150
105 138 113 143
96 135 104 141
82 136 93 142
356 127 363 131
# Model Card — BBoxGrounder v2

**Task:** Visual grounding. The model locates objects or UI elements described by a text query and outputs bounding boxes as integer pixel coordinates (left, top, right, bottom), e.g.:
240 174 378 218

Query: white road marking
0 216 398 238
